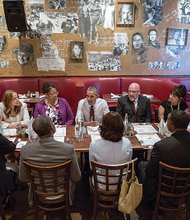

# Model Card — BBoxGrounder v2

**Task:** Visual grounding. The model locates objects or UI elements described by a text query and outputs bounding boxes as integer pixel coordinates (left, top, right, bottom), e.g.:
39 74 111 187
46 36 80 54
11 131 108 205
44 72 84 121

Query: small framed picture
166 28 188 46
116 2 135 27
70 41 84 60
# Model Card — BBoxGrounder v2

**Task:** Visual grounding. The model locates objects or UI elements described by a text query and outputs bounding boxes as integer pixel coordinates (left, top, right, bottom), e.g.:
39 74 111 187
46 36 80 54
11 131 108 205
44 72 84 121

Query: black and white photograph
0 36 7 53
132 32 147 63
116 2 134 27
12 44 34 66
102 0 115 30
48 0 66 10
148 61 180 70
146 29 160 48
178 0 190 24
166 28 188 46
113 33 129 56
142 0 162 26
70 41 84 60
87 52 121 71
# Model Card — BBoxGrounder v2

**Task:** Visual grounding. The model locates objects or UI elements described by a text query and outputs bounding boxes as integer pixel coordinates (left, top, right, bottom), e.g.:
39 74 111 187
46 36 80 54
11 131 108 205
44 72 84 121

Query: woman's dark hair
100 111 124 142
42 83 55 94
170 84 187 99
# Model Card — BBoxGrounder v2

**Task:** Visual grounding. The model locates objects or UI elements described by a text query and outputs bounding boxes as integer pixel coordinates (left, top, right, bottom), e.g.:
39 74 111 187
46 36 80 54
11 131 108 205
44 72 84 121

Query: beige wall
0 0 189 77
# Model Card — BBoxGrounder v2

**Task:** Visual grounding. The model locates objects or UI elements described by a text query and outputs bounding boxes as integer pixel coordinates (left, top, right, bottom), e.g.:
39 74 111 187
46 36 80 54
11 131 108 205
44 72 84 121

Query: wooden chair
0 195 6 220
90 158 138 220
23 160 72 220
153 161 190 220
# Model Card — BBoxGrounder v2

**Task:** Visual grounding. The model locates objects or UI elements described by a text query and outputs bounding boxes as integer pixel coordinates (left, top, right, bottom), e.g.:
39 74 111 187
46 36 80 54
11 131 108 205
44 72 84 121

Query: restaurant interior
0 0 190 219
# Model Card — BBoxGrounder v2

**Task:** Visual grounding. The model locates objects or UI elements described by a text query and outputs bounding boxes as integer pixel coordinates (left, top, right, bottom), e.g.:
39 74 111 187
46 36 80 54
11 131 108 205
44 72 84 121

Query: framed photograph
70 41 84 60
166 28 188 46
116 2 135 27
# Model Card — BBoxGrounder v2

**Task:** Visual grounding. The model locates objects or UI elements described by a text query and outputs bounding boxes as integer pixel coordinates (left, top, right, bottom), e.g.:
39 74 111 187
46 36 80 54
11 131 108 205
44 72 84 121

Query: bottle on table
159 116 165 136
75 117 84 142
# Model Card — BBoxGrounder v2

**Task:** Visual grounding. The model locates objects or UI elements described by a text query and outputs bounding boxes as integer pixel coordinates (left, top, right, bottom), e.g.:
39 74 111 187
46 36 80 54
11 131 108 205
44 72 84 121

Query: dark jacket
0 134 16 194
116 95 152 123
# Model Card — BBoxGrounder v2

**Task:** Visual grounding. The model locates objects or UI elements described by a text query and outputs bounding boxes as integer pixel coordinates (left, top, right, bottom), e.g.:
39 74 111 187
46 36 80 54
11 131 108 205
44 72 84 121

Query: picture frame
116 2 135 27
166 28 188 46
70 41 84 60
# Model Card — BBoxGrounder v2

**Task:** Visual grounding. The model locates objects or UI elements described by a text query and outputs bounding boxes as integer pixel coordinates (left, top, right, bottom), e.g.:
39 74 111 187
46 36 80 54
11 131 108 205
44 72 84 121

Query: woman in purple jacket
34 83 74 126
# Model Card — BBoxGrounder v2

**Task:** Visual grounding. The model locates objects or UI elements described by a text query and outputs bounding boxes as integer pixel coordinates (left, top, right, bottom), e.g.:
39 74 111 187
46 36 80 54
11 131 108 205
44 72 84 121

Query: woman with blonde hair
0 90 30 128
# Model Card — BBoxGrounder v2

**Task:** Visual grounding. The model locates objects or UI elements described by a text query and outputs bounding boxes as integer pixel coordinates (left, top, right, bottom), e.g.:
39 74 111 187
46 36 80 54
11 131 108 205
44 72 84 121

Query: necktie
90 105 95 121
132 101 136 122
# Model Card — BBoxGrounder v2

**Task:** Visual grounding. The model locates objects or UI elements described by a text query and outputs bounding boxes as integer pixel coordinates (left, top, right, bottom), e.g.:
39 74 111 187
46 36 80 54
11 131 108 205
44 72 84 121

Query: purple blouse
34 97 74 126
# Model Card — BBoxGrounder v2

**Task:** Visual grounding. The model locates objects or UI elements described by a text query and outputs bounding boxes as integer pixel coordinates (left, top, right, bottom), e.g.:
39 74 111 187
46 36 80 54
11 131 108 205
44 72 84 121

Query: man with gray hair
19 116 81 205
76 86 109 126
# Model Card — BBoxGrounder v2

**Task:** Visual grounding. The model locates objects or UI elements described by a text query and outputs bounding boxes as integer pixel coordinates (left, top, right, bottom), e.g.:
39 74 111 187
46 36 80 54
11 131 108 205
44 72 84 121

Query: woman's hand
8 122 21 128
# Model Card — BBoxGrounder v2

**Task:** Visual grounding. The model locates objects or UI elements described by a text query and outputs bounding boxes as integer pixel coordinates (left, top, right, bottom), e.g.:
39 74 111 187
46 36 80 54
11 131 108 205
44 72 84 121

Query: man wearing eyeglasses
117 82 152 123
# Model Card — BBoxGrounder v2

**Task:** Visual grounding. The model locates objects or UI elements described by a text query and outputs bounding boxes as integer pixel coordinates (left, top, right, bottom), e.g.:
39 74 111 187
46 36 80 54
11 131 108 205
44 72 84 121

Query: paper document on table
136 134 161 148
90 134 101 143
87 126 99 135
54 126 66 143
132 124 157 134
16 141 27 149
54 136 65 143
3 129 17 137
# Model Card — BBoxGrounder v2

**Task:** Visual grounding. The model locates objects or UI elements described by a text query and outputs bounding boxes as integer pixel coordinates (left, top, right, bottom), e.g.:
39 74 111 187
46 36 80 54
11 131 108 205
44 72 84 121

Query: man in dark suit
116 82 152 122
143 110 190 206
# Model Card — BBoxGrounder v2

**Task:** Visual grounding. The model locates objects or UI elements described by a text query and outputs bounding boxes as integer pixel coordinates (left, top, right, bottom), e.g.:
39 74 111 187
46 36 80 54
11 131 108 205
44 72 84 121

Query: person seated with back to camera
75 86 110 179
34 83 74 126
116 82 152 123
89 111 132 169
0 90 30 129
158 84 188 122
19 116 81 206
0 133 17 209
141 110 190 208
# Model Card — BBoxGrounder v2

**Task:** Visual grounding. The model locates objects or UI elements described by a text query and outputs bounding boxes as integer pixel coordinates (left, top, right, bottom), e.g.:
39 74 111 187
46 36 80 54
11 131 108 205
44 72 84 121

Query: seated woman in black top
158 84 188 122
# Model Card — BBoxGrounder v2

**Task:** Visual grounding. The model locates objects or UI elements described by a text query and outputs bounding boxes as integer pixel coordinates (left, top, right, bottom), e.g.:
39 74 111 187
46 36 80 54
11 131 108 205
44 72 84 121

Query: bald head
128 83 140 101
32 116 55 137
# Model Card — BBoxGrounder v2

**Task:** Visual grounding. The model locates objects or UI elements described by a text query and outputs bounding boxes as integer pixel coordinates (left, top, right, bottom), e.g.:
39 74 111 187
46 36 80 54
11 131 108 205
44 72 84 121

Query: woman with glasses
158 84 188 122
34 83 74 126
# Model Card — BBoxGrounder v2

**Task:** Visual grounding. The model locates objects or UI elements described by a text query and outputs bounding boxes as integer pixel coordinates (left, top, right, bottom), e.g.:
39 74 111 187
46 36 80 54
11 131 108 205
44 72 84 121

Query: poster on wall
87 51 121 71
113 32 129 55
141 0 162 26
178 0 190 24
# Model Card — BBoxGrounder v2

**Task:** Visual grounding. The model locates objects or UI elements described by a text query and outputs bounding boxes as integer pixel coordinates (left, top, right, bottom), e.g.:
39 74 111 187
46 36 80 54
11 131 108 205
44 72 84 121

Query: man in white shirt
76 86 109 180
76 86 110 126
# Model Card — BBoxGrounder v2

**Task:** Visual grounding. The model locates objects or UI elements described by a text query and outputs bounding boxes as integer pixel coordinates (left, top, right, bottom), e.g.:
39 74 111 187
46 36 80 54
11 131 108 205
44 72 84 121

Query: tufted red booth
120 77 178 102
38 77 77 115
0 78 39 99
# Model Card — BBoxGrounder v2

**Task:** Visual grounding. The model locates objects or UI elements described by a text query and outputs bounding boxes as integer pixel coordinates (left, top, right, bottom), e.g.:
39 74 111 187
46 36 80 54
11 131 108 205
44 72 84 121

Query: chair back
153 161 190 219
90 158 137 209
23 160 72 215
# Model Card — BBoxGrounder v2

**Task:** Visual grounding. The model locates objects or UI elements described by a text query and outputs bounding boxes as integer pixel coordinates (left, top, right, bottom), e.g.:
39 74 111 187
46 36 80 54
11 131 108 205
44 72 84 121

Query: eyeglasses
128 90 139 93
48 91 58 96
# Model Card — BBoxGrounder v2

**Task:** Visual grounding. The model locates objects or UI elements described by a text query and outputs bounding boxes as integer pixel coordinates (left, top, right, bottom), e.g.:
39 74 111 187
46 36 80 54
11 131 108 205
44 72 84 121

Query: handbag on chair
118 159 143 214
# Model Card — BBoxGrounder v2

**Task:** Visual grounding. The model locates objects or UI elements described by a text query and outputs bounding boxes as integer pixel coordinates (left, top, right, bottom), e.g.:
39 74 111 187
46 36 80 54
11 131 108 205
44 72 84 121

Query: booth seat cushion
120 77 178 102
0 78 39 99
82 77 121 97
38 77 77 115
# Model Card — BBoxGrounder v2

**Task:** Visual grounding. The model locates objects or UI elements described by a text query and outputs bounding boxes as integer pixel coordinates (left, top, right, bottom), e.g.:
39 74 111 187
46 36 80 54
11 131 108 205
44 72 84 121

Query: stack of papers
86 126 101 143
54 126 66 143
110 93 120 99
16 141 27 149
135 134 161 149
3 129 17 137
132 124 157 134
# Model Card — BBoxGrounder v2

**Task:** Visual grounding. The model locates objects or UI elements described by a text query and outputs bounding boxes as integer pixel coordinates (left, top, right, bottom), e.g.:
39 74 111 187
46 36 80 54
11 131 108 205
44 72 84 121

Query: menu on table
132 123 157 134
